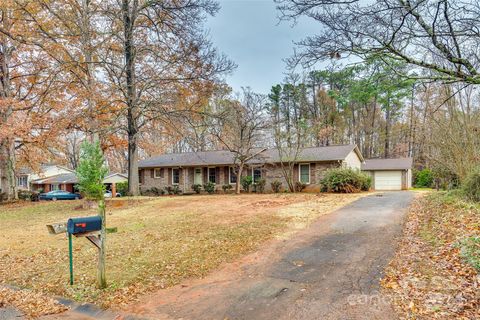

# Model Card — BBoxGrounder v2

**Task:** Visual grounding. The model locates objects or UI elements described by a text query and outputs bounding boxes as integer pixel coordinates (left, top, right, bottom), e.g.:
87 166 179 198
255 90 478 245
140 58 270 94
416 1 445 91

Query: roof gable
31 172 78 184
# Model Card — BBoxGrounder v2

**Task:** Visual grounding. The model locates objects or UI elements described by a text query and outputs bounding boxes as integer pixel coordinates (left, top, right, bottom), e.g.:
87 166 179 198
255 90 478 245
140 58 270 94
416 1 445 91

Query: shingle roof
17 164 74 175
31 173 78 184
138 145 361 168
362 158 413 170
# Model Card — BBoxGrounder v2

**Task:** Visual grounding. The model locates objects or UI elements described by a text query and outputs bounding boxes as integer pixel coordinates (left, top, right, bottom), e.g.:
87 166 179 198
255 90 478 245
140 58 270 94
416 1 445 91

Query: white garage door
374 171 402 190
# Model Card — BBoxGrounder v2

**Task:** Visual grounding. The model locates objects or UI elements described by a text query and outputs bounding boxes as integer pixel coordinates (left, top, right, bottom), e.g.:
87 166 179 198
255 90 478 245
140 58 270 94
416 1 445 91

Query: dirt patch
106 197 151 209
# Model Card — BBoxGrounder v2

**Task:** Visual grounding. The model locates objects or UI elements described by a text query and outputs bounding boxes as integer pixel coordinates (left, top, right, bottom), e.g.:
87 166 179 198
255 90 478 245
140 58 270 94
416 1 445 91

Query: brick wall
139 161 341 193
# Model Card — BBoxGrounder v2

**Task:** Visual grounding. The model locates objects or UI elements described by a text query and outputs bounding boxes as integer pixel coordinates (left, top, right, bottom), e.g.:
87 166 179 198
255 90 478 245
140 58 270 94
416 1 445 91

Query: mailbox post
66 216 103 285
47 216 115 287
68 233 73 285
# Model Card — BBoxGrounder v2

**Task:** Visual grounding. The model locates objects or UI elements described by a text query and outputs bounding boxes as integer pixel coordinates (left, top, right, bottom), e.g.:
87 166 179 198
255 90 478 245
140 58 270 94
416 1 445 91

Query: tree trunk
408 85 415 158
97 198 107 289
280 162 295 192
80 0 98 142
0 26 17 200
370 98 377 157
127 129 139 195
384 97 391 158
235 164 243 194
0 140 16 200
123 0 140 196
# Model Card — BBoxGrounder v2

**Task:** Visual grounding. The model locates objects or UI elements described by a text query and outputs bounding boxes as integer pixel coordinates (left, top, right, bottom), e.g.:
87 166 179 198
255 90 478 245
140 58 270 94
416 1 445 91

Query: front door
194 168 202 185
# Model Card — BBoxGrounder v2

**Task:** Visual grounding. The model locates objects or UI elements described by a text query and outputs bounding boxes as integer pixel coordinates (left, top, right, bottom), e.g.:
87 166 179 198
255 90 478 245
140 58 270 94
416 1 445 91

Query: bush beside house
241 176 253 192
222 184 233 193
320 168 371 193
271 180 282 193
203 182 216 194
116 181 129 196
414 168 434 188
192 184 202 194
253 179 266 193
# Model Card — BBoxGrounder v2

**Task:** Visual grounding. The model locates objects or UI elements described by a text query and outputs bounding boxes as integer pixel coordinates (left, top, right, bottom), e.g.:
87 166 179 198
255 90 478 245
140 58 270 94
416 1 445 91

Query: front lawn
382 192 480 319
0 193 364 317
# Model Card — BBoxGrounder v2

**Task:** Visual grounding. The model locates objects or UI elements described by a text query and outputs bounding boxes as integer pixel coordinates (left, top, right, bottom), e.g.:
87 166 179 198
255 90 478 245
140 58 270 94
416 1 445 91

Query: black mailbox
67 216 102 234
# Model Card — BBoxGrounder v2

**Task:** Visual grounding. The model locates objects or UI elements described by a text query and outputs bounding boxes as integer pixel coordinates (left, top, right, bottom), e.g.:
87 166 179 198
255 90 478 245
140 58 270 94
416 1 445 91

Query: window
208 167 216 184
229 167 237 184
299 164 310 184
17 176 28 188
154 168 163 178
51 184 60 191
172 168 180 185
252 168 262 183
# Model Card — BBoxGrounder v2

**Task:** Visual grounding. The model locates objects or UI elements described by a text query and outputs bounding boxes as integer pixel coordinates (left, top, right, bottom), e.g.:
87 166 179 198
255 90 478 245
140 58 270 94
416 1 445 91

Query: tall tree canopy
275 0 480 84
102 0 235 195
0 0 234 198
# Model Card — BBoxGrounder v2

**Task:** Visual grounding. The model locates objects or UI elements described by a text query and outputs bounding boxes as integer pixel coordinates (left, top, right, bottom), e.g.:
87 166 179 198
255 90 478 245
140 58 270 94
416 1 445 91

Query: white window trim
194 167 203 185
251 167 262 183
17 175 28 188
229 167 237 185
208 167 217 184
299 163 311 184
154 168 162 179
172 168 180 185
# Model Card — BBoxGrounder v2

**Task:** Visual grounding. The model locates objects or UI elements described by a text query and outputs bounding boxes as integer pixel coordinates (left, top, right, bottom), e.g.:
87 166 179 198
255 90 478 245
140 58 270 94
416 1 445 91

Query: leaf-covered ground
0 287 68 319
382 192 480 319
0 193 364 318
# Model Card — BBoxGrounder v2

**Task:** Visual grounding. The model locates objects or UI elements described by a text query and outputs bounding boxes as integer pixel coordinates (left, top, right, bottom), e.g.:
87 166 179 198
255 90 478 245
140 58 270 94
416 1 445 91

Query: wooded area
1 0 479 200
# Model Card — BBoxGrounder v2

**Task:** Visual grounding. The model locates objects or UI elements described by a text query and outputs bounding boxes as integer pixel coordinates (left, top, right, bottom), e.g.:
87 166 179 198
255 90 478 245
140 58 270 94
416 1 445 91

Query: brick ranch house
138 144 364 193
16 165 76 192
16 164 127 195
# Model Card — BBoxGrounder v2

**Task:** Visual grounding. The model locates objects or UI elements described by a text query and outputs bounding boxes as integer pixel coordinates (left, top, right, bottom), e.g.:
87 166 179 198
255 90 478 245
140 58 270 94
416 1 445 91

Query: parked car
104 190 122 198
39 190 81 201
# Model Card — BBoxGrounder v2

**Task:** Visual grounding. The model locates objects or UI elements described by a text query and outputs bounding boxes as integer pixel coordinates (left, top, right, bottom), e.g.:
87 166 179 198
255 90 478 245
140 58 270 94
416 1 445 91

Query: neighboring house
31 172 78 193
17 165 128 195
104 173 128 196
138 144 364 193
362 158 413 191
17 165 75 192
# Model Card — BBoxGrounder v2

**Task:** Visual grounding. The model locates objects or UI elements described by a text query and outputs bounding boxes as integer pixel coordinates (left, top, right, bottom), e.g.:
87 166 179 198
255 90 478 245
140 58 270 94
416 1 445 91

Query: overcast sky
207 0 318 95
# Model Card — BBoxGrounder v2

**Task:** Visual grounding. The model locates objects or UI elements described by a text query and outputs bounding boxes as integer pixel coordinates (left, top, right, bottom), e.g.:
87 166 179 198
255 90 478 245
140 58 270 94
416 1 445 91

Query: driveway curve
126 191 414 320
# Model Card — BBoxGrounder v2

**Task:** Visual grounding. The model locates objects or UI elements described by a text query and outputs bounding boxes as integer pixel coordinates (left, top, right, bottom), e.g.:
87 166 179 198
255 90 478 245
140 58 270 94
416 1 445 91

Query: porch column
111 183 117 198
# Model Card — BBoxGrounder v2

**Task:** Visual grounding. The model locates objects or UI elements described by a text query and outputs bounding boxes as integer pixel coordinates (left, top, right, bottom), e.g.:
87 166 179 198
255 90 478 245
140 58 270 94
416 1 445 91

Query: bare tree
425 84 480 180
276 0 480 85
64 131 85 169
209 89 268 194
268 84 308 192
102 0 234 195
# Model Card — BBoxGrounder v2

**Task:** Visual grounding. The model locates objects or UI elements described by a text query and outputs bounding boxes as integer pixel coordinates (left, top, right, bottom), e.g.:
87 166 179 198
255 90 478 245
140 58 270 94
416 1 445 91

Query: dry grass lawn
0 192 365 316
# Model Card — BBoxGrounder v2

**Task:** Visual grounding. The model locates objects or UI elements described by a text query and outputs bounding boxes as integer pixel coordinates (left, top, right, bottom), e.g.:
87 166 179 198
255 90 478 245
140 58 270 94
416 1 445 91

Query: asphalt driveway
123 191 414 320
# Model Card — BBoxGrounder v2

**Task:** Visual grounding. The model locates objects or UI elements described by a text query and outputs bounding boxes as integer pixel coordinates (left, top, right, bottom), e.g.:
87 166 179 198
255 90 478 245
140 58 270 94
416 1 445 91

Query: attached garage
362 158 413 191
